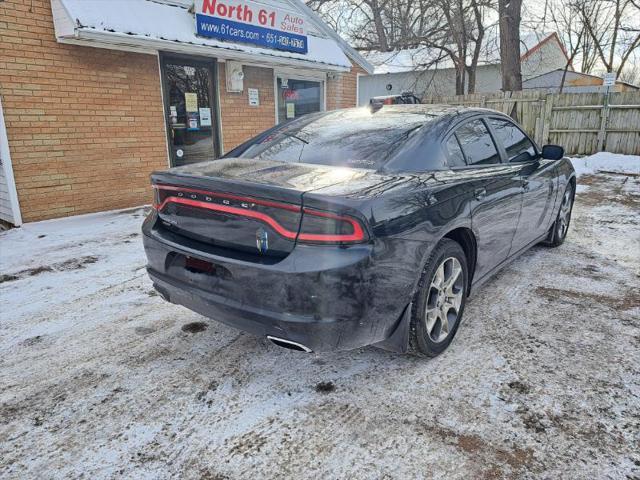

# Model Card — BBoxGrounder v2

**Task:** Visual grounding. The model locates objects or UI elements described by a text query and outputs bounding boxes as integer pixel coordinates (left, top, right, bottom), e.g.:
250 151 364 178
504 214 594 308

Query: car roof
349 104 516 172
364 103 508 119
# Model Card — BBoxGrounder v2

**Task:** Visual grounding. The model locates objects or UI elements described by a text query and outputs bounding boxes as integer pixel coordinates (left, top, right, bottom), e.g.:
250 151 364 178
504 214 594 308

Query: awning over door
51 0 352 72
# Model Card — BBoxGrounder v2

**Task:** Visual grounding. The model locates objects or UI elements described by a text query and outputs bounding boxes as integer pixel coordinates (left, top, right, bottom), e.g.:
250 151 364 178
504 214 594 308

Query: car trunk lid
151 158 399 258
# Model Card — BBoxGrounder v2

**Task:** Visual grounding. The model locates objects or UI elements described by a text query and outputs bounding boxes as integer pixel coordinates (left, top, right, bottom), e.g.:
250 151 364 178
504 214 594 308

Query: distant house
358 32 571 104
523 69 639 93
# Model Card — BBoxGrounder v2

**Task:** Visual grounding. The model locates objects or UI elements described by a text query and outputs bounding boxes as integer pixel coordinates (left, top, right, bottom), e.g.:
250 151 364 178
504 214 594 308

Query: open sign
282 89 299 100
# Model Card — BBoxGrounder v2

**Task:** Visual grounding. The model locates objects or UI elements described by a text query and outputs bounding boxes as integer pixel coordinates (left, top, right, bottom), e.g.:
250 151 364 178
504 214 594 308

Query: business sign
196 0 308 54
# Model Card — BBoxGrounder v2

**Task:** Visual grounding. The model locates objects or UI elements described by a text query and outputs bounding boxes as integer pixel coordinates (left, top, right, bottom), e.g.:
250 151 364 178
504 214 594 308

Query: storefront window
161 57 219 167
277 78 322 124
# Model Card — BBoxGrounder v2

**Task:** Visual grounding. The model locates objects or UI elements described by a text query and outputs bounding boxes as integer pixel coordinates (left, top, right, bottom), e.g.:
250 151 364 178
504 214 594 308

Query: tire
408 238 468 357
543 182 574 248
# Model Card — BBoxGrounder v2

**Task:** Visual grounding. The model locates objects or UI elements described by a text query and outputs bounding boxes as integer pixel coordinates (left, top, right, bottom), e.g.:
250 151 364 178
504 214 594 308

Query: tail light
152 184 368 245
298 208 367 244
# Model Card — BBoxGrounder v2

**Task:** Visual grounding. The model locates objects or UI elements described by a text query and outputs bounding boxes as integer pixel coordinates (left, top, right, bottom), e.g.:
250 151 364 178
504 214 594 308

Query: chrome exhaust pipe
267 335 313 353
152 283 171 303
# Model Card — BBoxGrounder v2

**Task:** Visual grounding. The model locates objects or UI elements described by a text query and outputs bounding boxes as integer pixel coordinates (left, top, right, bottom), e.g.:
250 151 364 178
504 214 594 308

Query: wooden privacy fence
422 91 640 155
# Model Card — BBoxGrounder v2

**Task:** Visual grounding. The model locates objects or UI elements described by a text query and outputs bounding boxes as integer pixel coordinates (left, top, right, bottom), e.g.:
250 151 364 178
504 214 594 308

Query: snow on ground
1 156 639 479
570 153 640 192
570 152 640 177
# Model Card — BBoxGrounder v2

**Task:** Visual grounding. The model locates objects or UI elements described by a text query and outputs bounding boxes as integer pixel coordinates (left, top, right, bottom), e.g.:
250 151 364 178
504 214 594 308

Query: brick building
0 0 372 225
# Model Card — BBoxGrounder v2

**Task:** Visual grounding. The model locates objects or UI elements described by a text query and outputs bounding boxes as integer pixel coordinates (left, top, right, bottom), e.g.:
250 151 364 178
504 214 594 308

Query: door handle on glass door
474 188 487 200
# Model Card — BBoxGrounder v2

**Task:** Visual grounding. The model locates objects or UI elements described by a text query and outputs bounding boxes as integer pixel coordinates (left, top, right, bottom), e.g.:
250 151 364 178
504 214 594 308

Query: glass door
277 77 323 124
161 55 219 167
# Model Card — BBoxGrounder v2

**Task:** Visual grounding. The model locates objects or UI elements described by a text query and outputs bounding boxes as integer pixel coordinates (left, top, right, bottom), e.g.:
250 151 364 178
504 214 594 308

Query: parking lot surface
1 157 639 479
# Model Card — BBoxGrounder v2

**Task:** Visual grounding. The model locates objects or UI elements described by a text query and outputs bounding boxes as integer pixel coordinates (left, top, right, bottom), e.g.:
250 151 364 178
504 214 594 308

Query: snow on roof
362 30 556 74
56 0 352 70
362 48 455 74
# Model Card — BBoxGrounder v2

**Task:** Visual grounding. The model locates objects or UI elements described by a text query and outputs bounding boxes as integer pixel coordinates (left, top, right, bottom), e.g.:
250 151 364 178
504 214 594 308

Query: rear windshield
237 109 433 169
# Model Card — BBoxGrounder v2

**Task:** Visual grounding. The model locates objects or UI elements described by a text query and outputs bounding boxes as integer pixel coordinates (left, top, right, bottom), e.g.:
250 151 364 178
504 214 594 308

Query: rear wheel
409 239 468 357
544 182 574 247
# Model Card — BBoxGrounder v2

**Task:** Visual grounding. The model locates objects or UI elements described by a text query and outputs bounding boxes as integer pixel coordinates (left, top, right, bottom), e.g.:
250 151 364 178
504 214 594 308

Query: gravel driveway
1 167 639 479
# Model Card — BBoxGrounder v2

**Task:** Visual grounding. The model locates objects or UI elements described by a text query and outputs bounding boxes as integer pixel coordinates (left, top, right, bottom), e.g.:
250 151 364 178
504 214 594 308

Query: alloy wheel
425 257 464 343
558 185 573 239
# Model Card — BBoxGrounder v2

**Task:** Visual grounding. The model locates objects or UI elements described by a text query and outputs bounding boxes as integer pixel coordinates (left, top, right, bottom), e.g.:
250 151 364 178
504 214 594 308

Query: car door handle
522 179 530 191
474 188 487 200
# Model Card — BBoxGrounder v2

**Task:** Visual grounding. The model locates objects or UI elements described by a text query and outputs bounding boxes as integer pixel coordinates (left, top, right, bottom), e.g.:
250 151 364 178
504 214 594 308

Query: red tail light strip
153 185 366 244
156 196 299 239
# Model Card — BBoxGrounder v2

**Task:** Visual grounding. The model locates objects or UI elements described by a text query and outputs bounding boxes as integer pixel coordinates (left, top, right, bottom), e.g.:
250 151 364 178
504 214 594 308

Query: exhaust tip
267 335 312 353
153 284 171 303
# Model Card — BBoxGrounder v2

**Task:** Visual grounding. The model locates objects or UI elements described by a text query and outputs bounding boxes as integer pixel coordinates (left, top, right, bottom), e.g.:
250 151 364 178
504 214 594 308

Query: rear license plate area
166 252 231 280
185 256 216 274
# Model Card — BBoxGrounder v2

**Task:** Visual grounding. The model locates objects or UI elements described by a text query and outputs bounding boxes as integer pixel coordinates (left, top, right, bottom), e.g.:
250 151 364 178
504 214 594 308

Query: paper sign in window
286 103 295 119
248 88 260 107
199 108 212 126
185 93 198 112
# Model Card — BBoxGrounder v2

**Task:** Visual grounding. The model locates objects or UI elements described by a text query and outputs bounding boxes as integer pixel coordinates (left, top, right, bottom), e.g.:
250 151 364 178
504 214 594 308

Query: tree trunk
466 0 484 94
455 64 466 95
467 66 476 94
559 64 569 93
370 0 389 51
499 0 523 91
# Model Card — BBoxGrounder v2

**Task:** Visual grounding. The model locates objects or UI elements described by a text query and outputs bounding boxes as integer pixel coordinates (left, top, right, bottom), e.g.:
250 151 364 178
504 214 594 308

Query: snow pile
570 152 640 178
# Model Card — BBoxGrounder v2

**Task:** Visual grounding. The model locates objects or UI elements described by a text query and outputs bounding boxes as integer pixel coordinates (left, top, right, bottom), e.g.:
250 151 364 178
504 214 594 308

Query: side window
455 119 501 166
489 118 537 162
444 134 466 167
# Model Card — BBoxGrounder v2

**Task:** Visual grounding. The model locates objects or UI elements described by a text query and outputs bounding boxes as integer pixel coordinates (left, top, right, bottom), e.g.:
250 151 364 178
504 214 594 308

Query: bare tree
577 0 640 76
309 0 497 94
577 2 605 74
533 0 640 80
618 57 640 85
498 0 523 91
310 0 640 92
431 0 492 94
540 0 587 92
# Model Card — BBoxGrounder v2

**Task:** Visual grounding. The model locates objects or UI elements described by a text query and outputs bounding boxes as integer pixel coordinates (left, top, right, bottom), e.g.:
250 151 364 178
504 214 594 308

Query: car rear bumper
148 269 377 352
142 216 413 352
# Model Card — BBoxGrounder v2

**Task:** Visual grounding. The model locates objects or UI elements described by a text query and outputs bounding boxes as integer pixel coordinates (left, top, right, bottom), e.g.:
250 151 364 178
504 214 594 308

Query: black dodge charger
142 105 576 357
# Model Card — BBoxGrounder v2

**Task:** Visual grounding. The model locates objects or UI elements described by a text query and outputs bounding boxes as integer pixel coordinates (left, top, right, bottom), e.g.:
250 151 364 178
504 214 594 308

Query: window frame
442 131 468 168
443 115 503 169
274 71 326 125
159 52 221 166
484 115 541 164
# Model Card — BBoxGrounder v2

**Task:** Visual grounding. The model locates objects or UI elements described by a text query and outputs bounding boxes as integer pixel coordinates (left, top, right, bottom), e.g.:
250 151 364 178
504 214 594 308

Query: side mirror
542 144 564 160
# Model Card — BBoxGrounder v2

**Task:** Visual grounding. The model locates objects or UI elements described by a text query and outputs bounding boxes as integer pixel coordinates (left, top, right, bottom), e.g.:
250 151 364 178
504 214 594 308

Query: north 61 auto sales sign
196 0 308 54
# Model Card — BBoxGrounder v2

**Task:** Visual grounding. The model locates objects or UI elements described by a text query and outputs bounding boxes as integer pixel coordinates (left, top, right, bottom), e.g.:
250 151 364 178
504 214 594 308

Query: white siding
0 97 21 226
358 65 503 105
0 176 12 220
50 0 76 38
522 38 568 80
0 160 16 224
